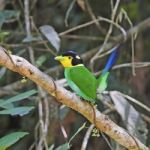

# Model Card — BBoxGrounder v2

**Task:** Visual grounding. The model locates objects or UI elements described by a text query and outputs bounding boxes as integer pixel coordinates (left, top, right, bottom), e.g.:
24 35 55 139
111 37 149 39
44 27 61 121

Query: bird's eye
68 56 72 59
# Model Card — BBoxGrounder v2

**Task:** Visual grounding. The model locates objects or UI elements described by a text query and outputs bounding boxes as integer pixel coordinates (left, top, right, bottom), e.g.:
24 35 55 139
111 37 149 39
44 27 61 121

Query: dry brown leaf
76 0 86 11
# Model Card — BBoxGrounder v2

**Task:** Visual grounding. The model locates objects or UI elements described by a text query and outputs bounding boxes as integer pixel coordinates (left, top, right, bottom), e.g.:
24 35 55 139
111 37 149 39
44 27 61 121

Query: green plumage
64 66 110 103
55 46 119 103
97 72 110 93
65 65 97 103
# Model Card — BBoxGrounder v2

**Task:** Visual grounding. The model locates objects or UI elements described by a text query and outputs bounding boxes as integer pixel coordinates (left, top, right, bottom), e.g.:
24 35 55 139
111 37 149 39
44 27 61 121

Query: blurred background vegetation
0 0 150 149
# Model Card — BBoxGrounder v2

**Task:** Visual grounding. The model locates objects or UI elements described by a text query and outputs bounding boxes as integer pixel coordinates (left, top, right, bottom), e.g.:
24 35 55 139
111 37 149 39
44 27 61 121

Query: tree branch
0 46 148 150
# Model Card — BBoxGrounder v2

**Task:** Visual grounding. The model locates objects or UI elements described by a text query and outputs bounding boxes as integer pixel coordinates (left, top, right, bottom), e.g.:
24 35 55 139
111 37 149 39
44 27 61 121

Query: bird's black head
55 51 83 67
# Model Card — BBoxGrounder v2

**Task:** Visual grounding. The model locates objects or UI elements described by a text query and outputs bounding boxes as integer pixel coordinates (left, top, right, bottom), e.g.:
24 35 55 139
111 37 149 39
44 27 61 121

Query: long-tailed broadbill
55 45 119 104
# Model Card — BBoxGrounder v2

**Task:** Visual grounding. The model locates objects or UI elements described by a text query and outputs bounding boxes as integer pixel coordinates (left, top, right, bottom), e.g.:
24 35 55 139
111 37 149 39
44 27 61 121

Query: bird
55 45 119 104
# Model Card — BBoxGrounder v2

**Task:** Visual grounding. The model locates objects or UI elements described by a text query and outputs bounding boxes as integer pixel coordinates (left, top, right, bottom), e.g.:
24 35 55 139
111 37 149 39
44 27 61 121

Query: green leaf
0 10 20 29
0 132 28 149
0 106 34 116
0 10 20 19
0 100 14 109
55 143 70 150
0 89 37 108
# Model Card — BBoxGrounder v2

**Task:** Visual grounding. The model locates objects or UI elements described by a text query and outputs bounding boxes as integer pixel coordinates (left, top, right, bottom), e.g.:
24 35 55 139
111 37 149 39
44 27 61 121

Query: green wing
65 66 97 102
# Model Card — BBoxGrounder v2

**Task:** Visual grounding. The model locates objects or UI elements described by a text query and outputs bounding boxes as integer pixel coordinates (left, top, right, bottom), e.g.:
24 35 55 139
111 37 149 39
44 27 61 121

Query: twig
28 46 35 65
24 0 31 38
30 0 37 11
30 17 56 56
59 17 126 40
84 0 105 33
61 34 104 41
117 8 136 76
24 0 37 67
101 132 113 150
81 124 94 150
119 92 150 113
90 0 121 67
100 0 120 52
81 108 115 150
141 114 150 124
59 18 101 36
113 62 150 69
36 87 49 150
89 16 126 67
65 0 76 27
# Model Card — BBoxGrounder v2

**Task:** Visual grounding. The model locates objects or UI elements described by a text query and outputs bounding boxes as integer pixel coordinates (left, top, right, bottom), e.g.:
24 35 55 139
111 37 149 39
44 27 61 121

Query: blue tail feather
102 45 120 75
97 45 120 92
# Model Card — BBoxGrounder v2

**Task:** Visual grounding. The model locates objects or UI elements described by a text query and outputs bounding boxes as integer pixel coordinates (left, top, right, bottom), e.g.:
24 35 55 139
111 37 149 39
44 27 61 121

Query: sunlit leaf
0 106 34 116
0 132 28 149
40 25 60 52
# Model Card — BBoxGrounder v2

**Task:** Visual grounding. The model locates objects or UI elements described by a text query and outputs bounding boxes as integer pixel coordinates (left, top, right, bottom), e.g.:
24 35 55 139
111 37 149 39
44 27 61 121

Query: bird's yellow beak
54 55 64 61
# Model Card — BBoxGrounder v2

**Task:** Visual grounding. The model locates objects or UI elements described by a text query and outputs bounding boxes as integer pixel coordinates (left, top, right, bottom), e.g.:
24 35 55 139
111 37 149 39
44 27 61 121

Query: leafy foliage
0 89 36 149
0 89 36 116
0 10 20 29
0 132 28 150
0 106 34 116
0 89 37 109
